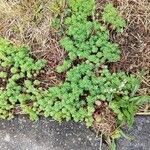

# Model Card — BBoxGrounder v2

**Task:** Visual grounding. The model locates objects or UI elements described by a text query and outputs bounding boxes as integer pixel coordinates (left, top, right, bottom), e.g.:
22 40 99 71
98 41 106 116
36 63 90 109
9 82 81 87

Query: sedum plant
43 64 148 128
52 0 149 147
0 38 46 120
53 0 150 129
102 3 126 32
57 1 121 72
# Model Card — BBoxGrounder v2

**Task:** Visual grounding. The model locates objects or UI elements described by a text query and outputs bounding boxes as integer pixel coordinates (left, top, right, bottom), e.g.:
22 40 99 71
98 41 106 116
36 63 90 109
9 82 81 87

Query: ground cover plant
0 0 150 149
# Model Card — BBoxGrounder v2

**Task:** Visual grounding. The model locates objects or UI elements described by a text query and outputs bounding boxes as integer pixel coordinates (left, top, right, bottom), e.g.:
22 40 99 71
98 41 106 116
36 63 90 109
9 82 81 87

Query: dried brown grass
0 0 65 46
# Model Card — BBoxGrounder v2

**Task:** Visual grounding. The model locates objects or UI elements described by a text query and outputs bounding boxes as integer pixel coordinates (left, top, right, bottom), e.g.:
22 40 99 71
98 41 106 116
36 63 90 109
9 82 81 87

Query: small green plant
50 0 66 15
102 3 126 32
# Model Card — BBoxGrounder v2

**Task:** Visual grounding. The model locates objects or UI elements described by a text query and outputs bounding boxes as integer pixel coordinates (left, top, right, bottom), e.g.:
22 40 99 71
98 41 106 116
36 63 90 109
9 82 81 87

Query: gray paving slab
0 116 149 150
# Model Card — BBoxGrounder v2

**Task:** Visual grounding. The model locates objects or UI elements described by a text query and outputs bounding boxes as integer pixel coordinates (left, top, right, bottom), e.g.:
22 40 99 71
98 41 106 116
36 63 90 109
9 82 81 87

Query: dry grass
0 0 66 46
116 0 150 30
0 0 51 45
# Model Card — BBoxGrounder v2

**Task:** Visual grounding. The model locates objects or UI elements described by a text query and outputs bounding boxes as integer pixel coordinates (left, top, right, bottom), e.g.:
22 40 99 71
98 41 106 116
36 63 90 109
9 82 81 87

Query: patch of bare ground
33 34 66 88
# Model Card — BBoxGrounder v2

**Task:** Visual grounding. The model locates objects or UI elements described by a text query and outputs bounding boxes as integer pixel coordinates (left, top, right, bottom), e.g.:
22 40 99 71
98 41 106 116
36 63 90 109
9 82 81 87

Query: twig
99 133 103 150
136 112 150 115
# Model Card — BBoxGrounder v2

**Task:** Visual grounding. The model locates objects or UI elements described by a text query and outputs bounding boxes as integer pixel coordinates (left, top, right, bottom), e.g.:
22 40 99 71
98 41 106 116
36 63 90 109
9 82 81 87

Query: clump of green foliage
102 3 126 32
43 64 148 128
57 1 121 72
0 38 46 120
0 1 149 149
53 0 149 128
